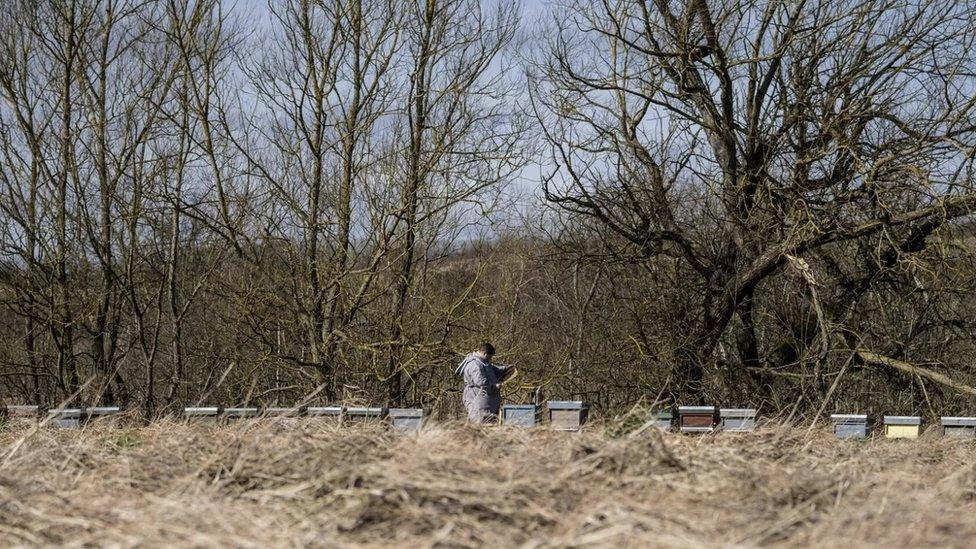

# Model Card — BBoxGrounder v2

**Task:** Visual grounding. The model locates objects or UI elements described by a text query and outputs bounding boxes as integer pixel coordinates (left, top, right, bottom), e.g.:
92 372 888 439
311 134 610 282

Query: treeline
2 0 976 419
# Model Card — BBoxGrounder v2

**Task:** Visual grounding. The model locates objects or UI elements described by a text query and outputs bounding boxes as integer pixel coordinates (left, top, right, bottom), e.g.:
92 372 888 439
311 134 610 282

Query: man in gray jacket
456 342 512 424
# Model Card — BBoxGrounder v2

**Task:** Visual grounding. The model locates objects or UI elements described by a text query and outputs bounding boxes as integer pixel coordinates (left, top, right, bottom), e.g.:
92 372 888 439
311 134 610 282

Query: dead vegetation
1 420 975 548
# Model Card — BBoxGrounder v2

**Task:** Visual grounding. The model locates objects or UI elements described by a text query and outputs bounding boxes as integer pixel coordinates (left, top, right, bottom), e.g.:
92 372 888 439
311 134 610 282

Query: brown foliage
2 420 975 547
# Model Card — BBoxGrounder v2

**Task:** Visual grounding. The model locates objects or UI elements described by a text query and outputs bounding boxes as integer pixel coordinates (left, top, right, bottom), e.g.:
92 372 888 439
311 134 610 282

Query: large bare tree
532 0 976 397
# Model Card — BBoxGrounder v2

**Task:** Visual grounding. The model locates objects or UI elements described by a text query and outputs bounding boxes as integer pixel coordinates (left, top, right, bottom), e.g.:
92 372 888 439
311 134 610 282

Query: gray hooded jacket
457 353 508 422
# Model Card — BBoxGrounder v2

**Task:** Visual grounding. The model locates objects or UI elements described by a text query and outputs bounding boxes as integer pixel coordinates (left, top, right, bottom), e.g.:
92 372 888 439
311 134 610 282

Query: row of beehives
828 414 976 439
0 401 591 432
656 407 976 439
7 403 976 438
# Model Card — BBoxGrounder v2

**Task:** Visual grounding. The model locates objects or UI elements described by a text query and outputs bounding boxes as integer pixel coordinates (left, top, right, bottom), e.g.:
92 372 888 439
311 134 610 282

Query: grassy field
1 418 974 548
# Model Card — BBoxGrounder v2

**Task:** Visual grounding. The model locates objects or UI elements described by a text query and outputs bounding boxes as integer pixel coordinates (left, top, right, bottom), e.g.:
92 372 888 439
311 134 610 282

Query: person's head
475 342 495 360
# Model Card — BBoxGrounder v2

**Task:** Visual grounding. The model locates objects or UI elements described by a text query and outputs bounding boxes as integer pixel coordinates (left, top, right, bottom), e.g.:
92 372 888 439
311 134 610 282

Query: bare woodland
1 0 976 419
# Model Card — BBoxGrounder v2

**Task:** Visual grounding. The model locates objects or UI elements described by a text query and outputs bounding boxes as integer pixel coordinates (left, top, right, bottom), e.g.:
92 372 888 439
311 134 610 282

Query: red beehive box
678 406 718 433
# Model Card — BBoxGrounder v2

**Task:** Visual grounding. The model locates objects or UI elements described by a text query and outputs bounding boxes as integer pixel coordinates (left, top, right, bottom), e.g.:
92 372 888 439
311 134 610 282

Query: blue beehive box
720 408 757 432
49 408 85 429
502 404 537 427
548 401 589 431
388 408 424 432
831 414 872 439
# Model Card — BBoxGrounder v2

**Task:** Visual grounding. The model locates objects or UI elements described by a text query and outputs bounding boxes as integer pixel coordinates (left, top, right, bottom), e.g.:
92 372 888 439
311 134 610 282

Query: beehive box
86 407 122 425
678 406 718 433
831 414 872 439
5 405 43 424
223 407 260 422
184 407 221 424
502 404 537 427
883 416 921 439
48 408 85 429
941 417 976 439
720 408 757 432
345 407 386 425
547 401 589 431
388 408 424 433
649 408 674 431
265 407 306 418
307 406 344 424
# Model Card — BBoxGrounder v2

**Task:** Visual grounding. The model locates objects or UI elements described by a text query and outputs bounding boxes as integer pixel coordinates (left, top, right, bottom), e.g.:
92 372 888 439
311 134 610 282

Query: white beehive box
388 408 424 433
941 417 976 439
184 407 221 424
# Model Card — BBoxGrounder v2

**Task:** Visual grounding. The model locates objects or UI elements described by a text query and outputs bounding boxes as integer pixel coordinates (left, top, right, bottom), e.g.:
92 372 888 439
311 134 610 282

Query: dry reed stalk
0 421 974 547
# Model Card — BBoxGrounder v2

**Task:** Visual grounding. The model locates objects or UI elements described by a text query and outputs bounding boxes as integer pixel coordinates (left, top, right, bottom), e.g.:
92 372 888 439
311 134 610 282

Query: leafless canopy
532 0 976 397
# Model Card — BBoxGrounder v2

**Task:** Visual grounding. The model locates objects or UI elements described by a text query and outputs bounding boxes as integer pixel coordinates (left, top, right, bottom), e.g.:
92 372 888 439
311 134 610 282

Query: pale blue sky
224 0 553 231
235 0 549 19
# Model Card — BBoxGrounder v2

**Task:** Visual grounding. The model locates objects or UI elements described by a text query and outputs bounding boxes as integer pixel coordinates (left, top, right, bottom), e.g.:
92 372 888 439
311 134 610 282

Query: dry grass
1 418 975 548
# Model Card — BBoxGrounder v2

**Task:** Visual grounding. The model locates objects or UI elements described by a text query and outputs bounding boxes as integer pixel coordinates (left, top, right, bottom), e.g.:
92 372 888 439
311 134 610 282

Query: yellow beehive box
883 416 921 439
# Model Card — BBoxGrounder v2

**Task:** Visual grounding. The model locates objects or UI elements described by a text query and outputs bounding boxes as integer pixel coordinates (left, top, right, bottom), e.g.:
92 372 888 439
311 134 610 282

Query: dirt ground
1 418 974 548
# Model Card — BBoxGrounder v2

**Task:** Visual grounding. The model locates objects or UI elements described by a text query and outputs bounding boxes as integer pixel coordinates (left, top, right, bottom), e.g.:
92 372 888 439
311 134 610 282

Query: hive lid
720 408 757 418
941 417 976 427
6 405 42 417
388 408 424 418
831 414 868 422
502 404 537 410
224 407 260 416
346 407 386 416
883 416 921 425
184 407 220 416
88 407 122 416
49 408 84 418
548 401 588 411
306 406 343 415
266 407 306 416
679 406 717 414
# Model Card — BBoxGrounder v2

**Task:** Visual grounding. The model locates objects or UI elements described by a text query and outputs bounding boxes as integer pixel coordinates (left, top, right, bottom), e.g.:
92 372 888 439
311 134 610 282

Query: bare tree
383 0 524 404
532 0 976 398
211 0 404 398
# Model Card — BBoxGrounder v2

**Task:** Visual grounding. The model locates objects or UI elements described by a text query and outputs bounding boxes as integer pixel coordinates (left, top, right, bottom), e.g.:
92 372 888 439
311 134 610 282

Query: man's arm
492 363 513 383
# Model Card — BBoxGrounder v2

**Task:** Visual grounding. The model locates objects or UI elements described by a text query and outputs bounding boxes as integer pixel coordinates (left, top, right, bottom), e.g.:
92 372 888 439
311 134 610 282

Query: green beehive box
649 408 674 431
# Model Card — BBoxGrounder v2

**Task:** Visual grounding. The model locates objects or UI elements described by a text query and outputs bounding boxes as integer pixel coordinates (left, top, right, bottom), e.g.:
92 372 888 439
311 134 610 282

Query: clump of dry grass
1 418 975 548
